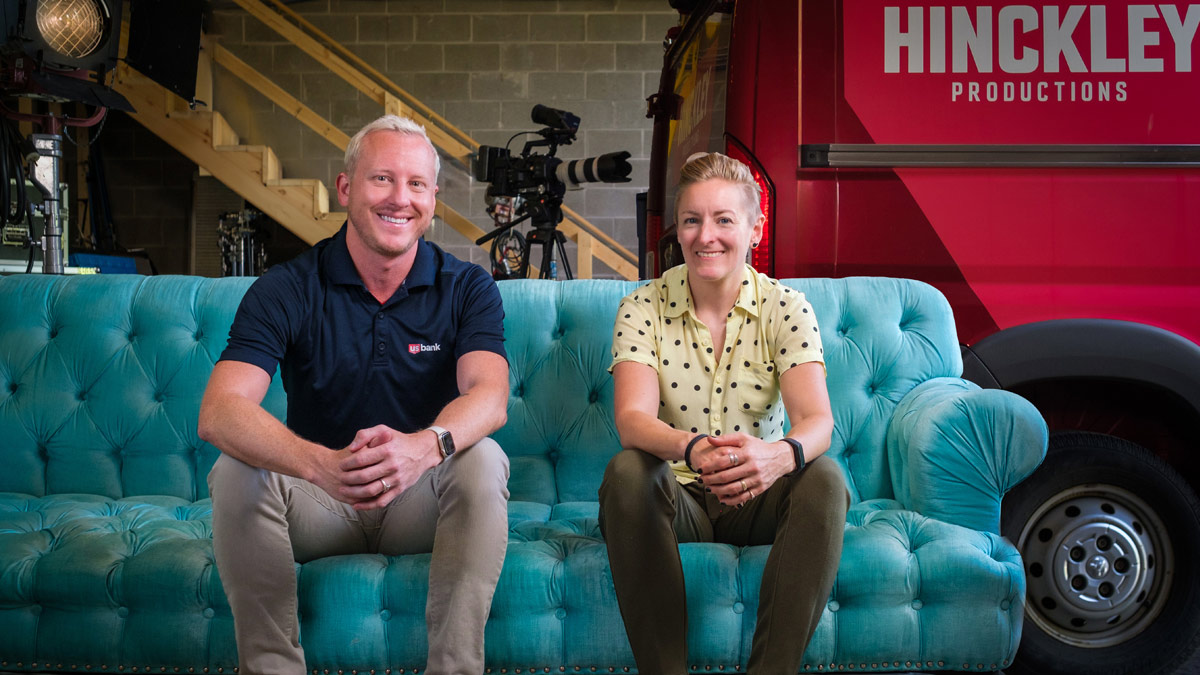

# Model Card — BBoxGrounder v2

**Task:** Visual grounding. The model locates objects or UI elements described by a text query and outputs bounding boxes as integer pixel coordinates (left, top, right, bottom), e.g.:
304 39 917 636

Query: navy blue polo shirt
220 226 507 450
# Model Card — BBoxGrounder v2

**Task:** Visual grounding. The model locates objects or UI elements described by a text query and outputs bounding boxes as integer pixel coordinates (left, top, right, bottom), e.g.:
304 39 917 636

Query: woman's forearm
615 408 693 462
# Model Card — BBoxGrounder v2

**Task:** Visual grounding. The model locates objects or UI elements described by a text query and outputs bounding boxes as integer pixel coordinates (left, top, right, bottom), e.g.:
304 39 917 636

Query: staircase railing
214 0 639 280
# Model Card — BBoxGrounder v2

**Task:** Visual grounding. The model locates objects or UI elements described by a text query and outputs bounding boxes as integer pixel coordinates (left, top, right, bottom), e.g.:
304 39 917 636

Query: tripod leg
539 231 556 280
555 231 573 280
518 233 534 279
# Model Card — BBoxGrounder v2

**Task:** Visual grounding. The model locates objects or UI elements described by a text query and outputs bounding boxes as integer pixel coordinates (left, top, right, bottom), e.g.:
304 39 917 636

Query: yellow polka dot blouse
610 264 825 482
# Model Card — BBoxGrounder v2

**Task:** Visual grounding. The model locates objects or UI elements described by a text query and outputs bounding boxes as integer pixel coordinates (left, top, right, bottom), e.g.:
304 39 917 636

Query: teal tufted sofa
0 273 1047 674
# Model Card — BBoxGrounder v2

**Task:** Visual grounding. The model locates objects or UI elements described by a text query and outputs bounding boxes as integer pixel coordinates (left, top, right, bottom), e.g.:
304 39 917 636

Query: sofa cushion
0 491 1024 671
0 492 234 668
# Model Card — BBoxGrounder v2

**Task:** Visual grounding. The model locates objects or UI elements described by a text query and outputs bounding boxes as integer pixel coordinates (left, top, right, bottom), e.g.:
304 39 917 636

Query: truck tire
1001 432 1200 675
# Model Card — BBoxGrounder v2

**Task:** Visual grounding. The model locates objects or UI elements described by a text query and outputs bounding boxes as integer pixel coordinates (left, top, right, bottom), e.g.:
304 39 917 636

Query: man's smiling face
336 130 439 263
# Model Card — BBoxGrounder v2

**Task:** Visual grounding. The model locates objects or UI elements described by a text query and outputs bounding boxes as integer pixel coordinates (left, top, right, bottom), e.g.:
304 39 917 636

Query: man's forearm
428 384 508 454
198 392 328 481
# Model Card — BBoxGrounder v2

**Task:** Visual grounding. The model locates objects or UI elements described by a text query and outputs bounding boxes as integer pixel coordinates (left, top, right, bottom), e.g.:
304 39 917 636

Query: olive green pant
598 449 848 675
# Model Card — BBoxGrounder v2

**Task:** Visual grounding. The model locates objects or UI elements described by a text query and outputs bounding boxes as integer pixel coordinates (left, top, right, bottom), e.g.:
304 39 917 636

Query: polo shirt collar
733 265 762 318
324 223 437 290
662 265 692 318
405 239 437 289
325 224 360 286
662 263 761 318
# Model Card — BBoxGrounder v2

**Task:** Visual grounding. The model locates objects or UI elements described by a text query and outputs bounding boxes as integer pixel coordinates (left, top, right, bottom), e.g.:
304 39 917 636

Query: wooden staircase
114 63 344 246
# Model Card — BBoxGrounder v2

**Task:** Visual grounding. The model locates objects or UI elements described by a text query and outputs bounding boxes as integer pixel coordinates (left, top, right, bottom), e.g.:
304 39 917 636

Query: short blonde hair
344 115 441 181
676 152 762 220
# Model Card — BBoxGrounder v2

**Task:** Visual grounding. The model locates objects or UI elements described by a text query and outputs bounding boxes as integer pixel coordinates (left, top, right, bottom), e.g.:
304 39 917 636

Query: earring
751 241 760 249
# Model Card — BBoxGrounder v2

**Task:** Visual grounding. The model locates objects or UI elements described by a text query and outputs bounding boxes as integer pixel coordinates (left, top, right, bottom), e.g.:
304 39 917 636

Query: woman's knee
601 447 670 489
599 449 674 515
787 456 851 517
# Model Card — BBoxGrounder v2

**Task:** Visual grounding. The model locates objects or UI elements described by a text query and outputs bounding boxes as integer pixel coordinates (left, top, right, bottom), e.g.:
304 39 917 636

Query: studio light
0 0 131 109
36 0 106 61
1 0 121 73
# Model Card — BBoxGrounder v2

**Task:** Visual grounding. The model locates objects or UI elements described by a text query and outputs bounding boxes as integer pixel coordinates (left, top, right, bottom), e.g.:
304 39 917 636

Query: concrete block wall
208 0 679 277
89 112 196 275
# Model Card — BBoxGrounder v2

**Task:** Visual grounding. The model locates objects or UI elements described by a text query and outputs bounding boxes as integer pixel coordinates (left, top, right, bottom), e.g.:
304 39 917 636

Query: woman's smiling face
675 178 763 284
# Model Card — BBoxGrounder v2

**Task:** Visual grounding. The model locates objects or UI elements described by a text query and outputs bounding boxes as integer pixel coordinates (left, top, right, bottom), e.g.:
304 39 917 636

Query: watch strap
781 437 805 476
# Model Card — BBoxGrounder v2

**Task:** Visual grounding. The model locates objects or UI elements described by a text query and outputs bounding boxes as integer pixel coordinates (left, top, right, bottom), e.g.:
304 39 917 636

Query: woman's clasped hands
689 433 797 507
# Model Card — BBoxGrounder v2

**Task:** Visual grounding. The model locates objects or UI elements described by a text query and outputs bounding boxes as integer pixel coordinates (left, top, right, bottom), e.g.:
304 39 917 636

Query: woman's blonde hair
676 152 762 221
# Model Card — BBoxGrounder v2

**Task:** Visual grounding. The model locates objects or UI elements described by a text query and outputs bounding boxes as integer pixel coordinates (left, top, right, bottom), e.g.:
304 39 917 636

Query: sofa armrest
885 377 1048 534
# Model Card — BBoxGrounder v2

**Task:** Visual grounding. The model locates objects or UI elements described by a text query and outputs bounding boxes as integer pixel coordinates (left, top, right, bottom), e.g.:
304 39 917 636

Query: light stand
1 104 106 274
29 131 63 273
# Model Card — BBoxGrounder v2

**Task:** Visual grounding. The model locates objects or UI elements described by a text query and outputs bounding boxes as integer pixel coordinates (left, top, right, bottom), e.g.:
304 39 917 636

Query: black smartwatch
429 425 456 459
781 437 805 476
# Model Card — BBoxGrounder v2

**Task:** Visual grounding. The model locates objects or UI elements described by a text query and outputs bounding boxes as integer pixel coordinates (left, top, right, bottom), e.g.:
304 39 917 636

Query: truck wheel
1001 432 1200 675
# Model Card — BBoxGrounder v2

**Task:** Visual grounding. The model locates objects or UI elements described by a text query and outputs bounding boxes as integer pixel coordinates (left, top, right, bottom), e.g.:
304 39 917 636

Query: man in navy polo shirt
199 115 510 675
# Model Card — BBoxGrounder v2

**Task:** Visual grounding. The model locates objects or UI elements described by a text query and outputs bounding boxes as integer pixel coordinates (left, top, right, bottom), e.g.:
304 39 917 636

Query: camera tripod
476 202 573 280
518 225 573 280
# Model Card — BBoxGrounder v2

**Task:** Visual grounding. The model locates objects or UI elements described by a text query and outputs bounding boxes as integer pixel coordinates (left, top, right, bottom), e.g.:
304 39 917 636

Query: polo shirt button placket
712 366 722 418
712 371 722 424
701 337 716 371
374 310 389 364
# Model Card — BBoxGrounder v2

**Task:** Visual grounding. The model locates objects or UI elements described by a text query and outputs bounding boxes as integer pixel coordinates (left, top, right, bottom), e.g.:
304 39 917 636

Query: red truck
644 2 1200 673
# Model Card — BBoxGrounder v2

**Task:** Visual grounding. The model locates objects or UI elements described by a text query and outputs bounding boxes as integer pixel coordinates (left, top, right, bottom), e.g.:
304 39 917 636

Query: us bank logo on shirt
408 343 442 355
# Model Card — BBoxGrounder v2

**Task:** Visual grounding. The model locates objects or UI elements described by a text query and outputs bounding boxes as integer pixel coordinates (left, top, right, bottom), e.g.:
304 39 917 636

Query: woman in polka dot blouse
598 152 850 675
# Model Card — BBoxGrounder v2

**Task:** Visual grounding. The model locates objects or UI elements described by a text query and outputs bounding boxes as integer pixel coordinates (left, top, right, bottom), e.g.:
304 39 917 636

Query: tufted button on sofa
0 274 1047 673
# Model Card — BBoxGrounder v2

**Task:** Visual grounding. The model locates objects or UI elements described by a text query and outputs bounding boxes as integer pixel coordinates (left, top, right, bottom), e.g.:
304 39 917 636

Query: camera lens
557 151 633 187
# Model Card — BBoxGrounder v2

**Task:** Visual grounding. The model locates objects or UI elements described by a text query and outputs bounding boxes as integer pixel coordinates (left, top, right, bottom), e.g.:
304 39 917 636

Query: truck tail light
725 138 774 275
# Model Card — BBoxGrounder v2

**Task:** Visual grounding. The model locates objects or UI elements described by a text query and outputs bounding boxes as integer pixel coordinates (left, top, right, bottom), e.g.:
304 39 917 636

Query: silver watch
428 425 456 459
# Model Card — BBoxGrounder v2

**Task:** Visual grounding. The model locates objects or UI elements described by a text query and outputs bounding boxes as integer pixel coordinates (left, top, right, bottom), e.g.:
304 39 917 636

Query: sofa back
497 277 962 506
0 274 961 505
0 275 283 500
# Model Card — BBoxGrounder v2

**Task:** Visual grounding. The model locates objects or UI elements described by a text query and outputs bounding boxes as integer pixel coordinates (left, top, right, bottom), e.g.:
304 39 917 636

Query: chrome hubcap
1018 484 1173 648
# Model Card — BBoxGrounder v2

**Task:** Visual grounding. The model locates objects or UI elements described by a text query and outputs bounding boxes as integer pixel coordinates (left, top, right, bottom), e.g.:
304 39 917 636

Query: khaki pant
598 449 848 675
208 439 510 675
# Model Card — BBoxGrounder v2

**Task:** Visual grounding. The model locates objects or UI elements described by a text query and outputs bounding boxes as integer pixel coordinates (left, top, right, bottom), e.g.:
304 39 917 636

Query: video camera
473 104 631 280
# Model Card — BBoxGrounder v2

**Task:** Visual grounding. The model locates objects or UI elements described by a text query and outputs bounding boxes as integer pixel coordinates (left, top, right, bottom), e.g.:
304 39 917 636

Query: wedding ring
729 452 739 466
749 489 756 499
740 479 748 493
380 478 391 493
